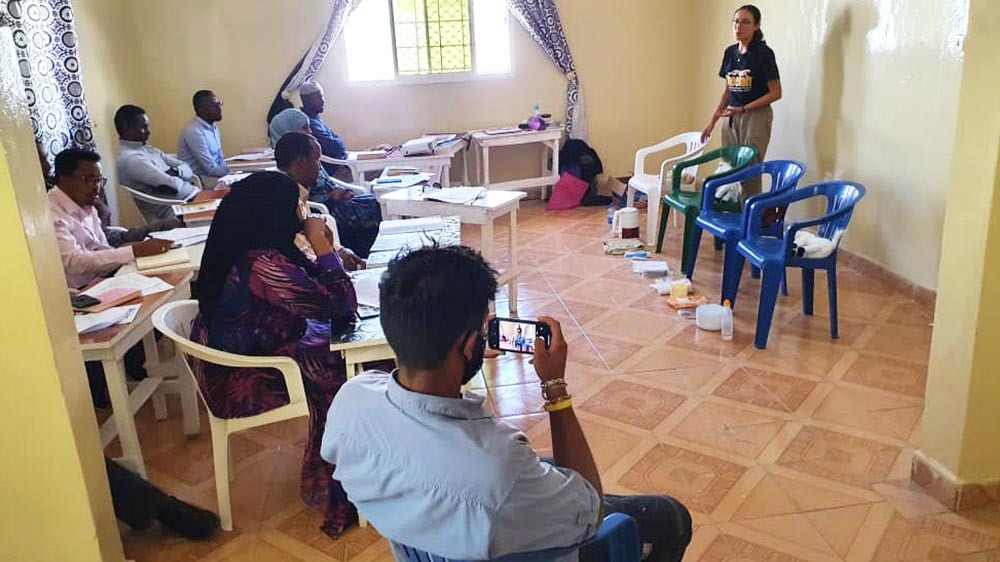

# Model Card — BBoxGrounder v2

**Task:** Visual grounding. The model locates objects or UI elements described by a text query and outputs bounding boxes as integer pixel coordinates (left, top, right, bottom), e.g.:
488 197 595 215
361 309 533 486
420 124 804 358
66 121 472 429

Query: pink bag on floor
546 172 588 211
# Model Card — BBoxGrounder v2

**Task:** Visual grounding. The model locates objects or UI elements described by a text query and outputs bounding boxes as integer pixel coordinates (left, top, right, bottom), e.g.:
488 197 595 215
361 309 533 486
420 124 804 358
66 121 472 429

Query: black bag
559 139 611 207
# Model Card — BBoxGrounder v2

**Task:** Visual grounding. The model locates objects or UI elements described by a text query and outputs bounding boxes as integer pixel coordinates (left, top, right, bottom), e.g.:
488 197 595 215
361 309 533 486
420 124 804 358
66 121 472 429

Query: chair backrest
390 513 640 562
151 300 309 411
813 181 865 239
700 159 806 222
632 131 706 177
120 183 187 206
671 145 758 194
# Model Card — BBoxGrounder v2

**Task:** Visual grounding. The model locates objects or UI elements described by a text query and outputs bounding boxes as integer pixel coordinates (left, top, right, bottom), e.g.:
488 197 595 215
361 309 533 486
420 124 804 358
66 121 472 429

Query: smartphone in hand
487 317 552 355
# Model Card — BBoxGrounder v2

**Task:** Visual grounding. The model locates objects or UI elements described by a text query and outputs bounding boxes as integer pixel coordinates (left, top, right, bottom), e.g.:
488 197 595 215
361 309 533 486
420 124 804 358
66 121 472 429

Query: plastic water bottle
533 103 541 117
721 299 734 341
607 203 616 233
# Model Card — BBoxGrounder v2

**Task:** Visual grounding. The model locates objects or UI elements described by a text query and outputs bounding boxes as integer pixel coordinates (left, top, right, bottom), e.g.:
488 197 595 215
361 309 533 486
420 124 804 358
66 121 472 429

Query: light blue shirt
117 140 200 221
177 117 229 178
321 371 600 561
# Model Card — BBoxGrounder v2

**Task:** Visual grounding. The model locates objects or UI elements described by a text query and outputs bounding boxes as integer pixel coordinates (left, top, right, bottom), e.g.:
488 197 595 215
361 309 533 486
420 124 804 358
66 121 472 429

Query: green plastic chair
655 145 758 276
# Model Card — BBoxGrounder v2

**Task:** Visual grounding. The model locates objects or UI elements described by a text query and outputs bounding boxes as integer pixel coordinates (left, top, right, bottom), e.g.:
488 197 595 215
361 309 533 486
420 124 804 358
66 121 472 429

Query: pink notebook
75 288 142 313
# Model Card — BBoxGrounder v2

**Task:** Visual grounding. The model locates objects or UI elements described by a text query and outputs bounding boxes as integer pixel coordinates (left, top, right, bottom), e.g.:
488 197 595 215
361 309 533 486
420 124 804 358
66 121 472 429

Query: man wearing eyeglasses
49 147 173 288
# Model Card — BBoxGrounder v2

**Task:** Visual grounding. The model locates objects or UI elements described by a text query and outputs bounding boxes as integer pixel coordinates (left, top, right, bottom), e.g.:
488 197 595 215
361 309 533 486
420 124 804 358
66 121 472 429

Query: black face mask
462 331 487 385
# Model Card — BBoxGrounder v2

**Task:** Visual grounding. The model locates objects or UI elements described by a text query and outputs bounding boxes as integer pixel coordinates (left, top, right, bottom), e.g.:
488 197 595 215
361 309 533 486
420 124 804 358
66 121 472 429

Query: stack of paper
373 173 433 189
378 216 444 236
631 260 671 277
136 248 191 272
172 199 221 216
217 171 251 185
74 304 141 335
84 273 174 299
154 226 210 247
422 187 486 204
225 149 273 162
369 232 436 253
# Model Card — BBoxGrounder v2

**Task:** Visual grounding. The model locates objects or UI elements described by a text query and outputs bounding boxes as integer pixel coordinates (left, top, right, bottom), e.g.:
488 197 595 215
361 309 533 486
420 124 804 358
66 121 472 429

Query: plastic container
721 299 734 341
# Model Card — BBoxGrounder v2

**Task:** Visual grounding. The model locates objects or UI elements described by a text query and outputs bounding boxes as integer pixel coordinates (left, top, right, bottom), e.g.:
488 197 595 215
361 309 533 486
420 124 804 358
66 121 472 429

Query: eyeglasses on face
732 18 754 26
75 175 108 189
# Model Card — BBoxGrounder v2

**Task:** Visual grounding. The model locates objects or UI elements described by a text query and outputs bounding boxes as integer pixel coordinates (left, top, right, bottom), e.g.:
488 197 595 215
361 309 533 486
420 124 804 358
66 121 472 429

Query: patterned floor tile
776 426 901 488
812 386 922 440
579 380 686 430
872 513 1000 561
276 508 383 561
842 353 928 398
618 444 747 514
712 367 818 413
698 534 809 562
668 401 786 459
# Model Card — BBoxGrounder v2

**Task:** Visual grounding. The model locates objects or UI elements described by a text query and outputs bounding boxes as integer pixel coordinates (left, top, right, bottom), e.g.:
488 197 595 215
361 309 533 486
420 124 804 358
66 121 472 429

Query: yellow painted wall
0 27 123 562
73 0 146 226
920 0 1000 482
107 0 697 193
690 0 968 290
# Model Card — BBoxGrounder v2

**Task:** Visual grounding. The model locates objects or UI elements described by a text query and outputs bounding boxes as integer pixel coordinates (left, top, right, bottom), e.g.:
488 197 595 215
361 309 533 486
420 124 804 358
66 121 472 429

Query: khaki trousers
722 105 773 197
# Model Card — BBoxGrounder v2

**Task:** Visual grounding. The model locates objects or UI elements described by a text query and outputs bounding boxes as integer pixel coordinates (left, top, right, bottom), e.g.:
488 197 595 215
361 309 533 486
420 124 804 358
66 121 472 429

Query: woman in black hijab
190 171 360 537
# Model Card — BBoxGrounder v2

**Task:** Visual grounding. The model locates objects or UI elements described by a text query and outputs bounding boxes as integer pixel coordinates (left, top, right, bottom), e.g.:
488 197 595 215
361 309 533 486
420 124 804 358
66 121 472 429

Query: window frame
346 0 513 86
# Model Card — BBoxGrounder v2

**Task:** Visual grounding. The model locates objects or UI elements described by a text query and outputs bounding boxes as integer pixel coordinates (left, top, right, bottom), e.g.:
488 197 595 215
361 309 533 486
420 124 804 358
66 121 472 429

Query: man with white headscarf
299 82 351 181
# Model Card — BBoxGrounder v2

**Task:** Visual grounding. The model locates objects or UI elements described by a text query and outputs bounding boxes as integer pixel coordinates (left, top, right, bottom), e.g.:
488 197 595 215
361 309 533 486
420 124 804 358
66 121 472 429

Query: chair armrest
307 201 330 215
671 151 720 191
106 226 129 233
657 147 704 183
590 513 641 562
170 337 308 407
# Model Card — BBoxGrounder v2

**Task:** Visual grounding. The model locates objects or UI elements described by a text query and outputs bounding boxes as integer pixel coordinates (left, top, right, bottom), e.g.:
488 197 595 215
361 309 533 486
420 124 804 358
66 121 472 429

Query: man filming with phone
321 246 691 561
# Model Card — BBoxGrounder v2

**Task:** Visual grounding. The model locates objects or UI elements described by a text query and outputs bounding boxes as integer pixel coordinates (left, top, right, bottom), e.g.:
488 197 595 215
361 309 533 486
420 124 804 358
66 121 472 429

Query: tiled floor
119 201 1000 562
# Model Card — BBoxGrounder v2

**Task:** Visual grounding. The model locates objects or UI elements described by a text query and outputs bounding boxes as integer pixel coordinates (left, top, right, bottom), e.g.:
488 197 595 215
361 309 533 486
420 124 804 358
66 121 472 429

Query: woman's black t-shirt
718 40 780 107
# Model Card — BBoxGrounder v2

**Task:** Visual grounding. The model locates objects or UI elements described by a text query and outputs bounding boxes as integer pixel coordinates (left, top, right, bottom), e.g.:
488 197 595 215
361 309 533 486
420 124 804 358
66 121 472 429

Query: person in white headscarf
299 82 352 181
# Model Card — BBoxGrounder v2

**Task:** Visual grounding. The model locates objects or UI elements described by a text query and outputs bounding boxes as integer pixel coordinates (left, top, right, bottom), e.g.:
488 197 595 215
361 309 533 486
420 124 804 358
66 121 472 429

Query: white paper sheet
369 232 436 253
217 172 251 185
353 276 381 308
225 150 273 162
83 273 173 298
153 226 211 243
422 187 486 204
372 173 433 189
172 199 221 216
378 216 445 236
74 304 142 334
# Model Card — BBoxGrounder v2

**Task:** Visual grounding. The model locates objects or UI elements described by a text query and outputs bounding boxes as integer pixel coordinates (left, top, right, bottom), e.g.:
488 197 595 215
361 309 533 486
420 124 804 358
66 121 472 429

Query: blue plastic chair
688 160 806 303
725 181 866 349
391 513 641 562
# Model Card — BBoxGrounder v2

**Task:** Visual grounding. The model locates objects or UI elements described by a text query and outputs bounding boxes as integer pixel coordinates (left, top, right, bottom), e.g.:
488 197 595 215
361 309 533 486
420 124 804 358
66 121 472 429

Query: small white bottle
533 103 541 117
721 299 734 341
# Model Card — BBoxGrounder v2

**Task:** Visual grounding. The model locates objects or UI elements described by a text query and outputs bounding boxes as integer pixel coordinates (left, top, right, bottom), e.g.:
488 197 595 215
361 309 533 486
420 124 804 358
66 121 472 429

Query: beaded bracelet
543 398 573 413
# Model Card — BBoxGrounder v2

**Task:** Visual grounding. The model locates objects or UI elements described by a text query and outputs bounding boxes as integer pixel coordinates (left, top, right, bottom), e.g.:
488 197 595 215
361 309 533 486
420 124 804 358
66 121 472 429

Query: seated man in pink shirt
49 148 172 289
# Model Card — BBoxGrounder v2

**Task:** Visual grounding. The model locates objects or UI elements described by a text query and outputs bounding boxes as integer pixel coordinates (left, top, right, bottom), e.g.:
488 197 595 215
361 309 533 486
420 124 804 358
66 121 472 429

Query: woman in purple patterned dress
191 171 358 536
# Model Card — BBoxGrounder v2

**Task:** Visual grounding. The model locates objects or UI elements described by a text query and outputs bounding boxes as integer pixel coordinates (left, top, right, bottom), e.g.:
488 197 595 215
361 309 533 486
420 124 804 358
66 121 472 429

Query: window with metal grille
345 0 510 82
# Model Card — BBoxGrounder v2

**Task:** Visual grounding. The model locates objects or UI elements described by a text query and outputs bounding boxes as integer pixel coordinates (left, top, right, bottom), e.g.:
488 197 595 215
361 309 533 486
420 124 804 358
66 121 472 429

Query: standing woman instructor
700 5 782 197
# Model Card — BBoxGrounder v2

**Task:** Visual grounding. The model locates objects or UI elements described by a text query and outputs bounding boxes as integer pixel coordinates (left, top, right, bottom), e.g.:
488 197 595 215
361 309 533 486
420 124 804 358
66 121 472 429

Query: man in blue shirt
321 246 691 562
299 81 351 181
177 89 230 185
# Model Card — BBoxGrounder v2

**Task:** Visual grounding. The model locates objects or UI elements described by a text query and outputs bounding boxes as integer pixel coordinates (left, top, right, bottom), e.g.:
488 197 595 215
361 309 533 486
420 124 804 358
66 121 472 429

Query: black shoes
157 496 221 540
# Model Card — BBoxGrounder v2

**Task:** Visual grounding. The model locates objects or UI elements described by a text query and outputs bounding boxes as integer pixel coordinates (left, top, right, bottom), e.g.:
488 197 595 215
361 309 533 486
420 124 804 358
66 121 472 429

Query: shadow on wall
810 2 878 183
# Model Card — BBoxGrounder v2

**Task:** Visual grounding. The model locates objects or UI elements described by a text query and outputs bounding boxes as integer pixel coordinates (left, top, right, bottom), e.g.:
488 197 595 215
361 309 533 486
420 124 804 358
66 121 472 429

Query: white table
380 187 527 313
342 140 468 186
78 272 200 477
471 128 563 197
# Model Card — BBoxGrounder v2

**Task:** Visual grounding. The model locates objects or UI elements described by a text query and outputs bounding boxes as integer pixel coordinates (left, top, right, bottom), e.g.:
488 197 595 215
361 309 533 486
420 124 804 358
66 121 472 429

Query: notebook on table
135 248 191 272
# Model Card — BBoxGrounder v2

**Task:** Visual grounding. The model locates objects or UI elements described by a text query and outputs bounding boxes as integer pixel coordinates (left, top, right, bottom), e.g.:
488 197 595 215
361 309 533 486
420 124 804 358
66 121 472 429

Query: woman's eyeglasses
732 18 754 27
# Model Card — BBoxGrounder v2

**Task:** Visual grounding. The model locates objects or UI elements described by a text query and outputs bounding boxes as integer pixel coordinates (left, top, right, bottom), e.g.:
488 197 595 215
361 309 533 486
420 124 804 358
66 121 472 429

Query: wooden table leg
483 146 491 186
143 332 168 421
481 217 495 313
509 207 519 314
442 164 451 187
103 358 147 478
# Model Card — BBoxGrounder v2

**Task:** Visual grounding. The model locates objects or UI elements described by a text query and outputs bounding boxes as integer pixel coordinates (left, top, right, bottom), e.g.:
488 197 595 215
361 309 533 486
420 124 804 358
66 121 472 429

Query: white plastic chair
152 300 310 532
119 183 189 208
628 132 706 244
320 155 362 184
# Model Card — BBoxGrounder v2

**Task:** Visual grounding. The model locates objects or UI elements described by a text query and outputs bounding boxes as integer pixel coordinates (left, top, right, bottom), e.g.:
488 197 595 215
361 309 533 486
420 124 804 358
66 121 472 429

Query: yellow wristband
543 398 573 413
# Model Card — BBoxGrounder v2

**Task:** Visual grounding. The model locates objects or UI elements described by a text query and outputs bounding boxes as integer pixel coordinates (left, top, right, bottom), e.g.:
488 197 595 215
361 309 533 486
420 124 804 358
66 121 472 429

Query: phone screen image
496 319 537 353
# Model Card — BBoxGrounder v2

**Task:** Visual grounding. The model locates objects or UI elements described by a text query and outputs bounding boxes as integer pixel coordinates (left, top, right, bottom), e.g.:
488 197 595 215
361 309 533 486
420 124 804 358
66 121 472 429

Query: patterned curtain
506 0 587 140
0 0 94 159
266 0 363 124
